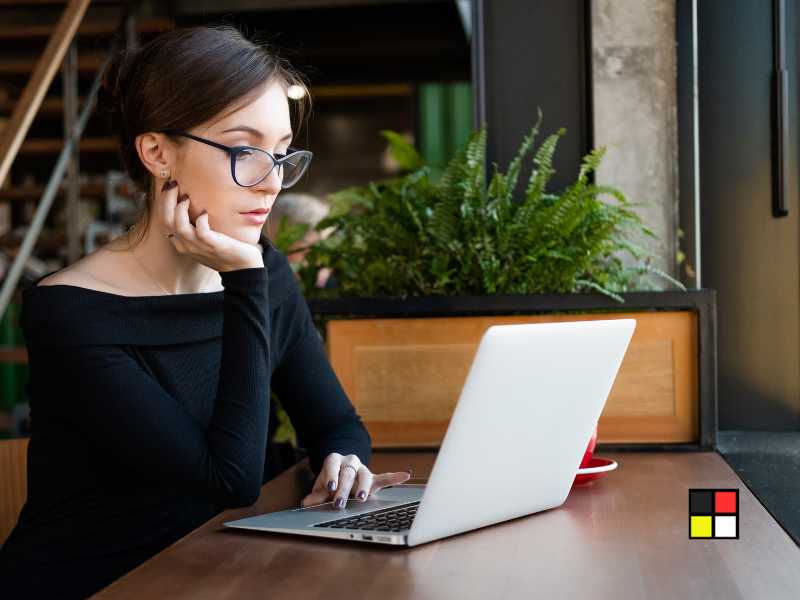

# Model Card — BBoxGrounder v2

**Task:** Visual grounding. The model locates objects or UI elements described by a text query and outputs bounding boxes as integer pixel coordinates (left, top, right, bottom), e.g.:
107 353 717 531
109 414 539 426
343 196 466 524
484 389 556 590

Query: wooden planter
307 290 717 451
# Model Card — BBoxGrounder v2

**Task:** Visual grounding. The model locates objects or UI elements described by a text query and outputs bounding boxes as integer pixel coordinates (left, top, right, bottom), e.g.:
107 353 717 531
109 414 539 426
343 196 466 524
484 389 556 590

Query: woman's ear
135 132 173 180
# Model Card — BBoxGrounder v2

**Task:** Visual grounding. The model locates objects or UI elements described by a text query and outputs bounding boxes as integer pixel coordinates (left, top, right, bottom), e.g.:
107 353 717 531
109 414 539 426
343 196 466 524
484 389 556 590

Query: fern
279 114 687 302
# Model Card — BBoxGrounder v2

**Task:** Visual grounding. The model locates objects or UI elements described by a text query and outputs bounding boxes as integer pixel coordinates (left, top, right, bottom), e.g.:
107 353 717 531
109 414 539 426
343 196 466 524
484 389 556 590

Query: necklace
126 223 219 295
132 247 173 295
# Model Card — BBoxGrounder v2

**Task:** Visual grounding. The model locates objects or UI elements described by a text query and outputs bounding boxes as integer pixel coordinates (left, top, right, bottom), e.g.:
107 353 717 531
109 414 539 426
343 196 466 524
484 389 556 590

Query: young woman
0 25 409 599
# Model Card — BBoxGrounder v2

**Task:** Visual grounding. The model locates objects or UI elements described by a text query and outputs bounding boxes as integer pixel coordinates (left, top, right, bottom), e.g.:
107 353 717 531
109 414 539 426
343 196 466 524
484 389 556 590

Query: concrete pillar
591 0 679 277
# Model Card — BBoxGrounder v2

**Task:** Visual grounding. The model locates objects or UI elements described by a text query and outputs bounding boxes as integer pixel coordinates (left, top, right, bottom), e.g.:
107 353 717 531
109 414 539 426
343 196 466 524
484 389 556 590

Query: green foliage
282 112 685 302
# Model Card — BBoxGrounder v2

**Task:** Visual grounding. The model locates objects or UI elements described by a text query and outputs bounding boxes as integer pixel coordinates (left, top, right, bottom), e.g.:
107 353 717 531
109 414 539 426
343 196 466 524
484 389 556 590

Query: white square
715 515 737 537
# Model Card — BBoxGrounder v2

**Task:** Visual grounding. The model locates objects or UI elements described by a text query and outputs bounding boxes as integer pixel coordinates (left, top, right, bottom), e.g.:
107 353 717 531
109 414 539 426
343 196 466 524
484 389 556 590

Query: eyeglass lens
235 149 311 188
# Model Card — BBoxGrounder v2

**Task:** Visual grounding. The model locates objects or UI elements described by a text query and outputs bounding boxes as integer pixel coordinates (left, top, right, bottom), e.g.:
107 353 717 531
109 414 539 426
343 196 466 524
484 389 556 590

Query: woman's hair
96 24 311 248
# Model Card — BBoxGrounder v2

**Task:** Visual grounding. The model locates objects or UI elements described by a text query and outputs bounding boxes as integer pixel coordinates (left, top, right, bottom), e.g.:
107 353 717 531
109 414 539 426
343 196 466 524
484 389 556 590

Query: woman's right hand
161 180 264 272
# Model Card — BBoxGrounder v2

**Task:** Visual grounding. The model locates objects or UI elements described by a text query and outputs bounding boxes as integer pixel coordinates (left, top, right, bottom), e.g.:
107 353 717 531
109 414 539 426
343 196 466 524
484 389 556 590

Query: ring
341 464 358 475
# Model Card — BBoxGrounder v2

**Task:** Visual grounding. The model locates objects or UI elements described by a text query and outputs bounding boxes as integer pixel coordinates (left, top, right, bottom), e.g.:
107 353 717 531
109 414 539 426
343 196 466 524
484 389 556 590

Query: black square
689 489 713 514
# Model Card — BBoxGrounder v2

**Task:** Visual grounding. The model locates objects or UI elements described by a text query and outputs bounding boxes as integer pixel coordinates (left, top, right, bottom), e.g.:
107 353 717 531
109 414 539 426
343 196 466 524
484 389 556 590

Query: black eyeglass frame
159 129 313 189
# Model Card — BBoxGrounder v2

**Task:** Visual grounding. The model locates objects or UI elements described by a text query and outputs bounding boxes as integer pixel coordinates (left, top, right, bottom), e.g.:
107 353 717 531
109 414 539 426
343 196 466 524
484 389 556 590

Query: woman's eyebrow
220 125 293 142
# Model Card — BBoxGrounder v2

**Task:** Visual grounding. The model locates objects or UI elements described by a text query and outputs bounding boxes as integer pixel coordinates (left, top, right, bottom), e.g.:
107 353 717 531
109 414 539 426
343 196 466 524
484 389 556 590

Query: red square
715 491 737 513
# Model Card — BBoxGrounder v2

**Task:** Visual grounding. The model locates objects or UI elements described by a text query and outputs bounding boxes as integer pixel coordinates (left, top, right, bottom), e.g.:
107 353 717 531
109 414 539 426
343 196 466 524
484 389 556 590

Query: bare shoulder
37 267 96 288
37 246 135 295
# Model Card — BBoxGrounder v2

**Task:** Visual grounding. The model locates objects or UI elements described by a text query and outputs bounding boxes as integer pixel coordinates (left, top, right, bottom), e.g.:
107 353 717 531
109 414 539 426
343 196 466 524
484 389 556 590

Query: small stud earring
160 168 169 178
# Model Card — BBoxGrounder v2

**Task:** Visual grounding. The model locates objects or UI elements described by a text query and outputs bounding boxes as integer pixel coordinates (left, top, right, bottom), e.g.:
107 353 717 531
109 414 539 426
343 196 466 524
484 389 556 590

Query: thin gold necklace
128 224 174 295
127 223 218 295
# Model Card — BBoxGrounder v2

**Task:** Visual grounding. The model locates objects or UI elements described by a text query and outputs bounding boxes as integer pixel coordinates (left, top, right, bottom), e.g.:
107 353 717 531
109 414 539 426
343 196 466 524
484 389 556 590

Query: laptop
223 318 636 546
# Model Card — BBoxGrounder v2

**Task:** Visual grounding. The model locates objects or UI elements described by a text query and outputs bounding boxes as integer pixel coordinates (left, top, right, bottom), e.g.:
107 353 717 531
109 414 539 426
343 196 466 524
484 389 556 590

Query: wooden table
92 451 800 599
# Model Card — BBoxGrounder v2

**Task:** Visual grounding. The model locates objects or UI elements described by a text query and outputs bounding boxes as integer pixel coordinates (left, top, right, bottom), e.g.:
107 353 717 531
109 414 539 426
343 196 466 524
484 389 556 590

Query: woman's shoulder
35 263 128 295
21 236 299 350
34 241 145 296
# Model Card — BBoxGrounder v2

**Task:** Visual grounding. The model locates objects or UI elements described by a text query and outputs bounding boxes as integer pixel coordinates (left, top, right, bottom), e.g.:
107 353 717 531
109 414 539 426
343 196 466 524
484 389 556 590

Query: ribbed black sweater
0 236 371 599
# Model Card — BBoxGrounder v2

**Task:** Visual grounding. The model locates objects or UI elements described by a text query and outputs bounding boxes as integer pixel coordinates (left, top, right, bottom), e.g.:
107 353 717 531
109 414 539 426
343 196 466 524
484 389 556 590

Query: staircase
0 0 175 436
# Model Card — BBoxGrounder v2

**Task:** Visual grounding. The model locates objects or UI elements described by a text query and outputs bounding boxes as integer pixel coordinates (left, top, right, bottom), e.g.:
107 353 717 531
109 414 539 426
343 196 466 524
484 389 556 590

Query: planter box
307 290 717 451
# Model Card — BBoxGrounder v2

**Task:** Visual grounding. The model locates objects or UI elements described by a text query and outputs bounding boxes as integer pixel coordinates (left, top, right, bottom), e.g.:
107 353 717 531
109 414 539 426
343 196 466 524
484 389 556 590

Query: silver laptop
223 318 636 546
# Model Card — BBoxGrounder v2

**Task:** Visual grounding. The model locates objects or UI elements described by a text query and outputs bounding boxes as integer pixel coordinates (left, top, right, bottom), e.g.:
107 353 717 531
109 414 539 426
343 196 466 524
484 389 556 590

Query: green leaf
380 129 424 171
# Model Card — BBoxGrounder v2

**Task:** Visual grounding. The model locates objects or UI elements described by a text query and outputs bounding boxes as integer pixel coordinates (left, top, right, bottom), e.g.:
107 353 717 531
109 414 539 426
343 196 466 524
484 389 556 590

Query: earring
159 168 169 179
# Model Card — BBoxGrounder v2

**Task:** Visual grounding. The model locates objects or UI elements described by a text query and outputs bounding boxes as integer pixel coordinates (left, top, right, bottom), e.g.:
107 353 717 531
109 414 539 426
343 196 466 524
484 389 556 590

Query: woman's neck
126 219 223 295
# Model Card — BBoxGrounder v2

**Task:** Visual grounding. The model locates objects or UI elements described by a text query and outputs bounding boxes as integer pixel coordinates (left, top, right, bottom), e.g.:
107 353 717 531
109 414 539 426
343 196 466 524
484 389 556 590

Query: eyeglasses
159 130 313 189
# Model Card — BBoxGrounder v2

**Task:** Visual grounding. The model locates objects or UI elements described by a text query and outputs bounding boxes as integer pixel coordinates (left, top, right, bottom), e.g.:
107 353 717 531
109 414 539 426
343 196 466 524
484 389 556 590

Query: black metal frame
771 0 790 218
307 289 718 451
159 130 313 189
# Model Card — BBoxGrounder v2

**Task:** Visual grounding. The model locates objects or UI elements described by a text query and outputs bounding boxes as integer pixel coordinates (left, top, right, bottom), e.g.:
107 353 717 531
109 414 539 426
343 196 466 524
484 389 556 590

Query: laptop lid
406 318 636 547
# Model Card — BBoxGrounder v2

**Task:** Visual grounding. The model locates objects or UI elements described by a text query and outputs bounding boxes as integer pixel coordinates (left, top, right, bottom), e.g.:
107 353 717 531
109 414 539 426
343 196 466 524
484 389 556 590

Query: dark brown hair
96 24 311 248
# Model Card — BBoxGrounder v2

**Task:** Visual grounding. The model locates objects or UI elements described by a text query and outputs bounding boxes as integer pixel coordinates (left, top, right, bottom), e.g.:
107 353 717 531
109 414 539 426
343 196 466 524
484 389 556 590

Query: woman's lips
240 211 268 225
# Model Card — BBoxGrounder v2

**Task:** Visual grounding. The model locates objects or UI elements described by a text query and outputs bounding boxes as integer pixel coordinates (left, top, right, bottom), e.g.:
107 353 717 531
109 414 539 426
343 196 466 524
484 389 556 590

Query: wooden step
0 228 112 250
18 136 116 154
0 83 413 117
0 96 84 115
0 52 104 75
0 16 173 40
0 182 106 200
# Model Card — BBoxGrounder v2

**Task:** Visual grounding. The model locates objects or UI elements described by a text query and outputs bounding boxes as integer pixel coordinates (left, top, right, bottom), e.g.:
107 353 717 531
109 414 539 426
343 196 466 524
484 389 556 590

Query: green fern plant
283 111 685 303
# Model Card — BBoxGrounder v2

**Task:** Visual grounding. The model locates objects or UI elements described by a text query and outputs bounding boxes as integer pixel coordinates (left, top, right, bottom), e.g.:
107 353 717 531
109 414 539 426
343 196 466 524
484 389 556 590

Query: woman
0 25 409 599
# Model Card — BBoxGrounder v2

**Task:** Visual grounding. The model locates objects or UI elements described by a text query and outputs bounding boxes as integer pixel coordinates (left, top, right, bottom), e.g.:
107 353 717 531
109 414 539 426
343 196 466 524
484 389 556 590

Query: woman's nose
253 164 282 195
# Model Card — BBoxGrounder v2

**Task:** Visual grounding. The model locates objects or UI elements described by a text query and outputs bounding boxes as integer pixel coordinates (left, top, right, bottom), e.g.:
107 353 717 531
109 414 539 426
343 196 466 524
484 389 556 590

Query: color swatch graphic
689 489 739 539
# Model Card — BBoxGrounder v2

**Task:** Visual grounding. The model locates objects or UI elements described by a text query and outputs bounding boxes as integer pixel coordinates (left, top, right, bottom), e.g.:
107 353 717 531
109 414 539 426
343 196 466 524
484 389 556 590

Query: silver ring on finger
340 464 358 476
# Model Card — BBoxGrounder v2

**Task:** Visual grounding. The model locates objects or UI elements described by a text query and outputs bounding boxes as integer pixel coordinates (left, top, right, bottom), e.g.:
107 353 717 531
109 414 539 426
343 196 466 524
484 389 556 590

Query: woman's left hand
300 452 412 509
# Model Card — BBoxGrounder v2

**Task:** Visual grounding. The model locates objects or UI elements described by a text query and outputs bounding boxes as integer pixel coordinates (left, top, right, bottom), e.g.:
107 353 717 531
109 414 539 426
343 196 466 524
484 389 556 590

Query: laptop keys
312 501 419 532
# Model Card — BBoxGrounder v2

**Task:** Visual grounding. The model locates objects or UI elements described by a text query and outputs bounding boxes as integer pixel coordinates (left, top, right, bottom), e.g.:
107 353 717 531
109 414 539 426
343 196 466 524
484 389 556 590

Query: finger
300 472 334 508
322 454 343 494
161 179 179 234
353 469 374 502
173 194 197 243
370 470 413 495
194 210 216 246
301 489 332 508
333 462 360 509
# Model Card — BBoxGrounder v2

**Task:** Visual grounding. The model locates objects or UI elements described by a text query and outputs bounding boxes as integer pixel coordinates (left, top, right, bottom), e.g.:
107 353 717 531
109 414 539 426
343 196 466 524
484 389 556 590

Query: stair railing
0 0 138 320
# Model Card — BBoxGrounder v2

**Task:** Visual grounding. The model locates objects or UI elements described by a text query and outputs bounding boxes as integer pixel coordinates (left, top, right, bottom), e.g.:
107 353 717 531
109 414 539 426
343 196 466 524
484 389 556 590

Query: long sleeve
270 279 372 477
39 267 271 509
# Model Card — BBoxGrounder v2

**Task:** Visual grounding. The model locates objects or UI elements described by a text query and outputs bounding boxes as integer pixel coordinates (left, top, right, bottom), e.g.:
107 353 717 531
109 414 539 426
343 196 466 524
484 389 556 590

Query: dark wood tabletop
91 451 800 599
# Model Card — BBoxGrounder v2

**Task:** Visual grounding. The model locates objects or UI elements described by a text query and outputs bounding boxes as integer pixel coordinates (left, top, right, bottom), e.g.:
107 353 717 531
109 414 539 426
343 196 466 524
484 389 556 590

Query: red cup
579 423 598 469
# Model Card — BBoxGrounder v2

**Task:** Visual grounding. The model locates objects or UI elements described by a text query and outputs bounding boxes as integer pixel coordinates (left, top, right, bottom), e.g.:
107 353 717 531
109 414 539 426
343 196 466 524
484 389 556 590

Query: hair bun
96 47 135 134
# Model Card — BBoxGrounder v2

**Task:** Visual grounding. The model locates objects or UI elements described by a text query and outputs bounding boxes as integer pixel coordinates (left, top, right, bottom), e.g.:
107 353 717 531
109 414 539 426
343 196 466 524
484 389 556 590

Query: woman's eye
235 149 254 161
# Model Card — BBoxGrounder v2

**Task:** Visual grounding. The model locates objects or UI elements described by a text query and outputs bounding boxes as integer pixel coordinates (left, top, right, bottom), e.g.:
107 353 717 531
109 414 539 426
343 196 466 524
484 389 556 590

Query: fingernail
327 480 336 492
357 491 366 500
199 209 207 216
334 497 345 509
161 180 177 192
178 194 189 203
405 468 413 476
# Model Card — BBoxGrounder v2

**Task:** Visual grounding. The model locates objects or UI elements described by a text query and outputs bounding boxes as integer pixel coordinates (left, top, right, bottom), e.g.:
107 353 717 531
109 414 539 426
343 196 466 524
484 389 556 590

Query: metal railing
0 0 138 320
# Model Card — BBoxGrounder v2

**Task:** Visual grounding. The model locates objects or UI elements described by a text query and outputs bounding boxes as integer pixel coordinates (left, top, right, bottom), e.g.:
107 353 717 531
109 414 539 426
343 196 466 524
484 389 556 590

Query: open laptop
223 318 636 546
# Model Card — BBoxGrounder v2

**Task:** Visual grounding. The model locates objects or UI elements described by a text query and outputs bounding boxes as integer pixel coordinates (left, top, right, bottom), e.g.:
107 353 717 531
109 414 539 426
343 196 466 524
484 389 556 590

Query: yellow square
690 516 712 538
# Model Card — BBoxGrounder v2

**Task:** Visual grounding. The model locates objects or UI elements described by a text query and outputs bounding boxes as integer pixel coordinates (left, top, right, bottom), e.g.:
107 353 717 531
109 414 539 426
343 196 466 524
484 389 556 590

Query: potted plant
273 113 717 451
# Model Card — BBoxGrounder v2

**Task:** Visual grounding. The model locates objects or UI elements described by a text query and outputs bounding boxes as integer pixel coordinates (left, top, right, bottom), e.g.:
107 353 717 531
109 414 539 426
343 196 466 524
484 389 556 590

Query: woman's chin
222 225 263 245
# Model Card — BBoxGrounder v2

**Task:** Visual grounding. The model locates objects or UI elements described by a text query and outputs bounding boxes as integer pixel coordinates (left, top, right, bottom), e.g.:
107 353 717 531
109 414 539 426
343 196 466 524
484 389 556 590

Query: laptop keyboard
312 500 420 532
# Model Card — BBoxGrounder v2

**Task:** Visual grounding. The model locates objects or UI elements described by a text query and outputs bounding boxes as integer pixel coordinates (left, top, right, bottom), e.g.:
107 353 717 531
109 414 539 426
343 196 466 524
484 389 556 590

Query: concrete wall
591 0 679 277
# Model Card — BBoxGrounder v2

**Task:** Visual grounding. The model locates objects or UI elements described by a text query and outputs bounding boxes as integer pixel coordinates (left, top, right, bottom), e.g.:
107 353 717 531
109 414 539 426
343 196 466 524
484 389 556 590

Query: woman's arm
43 267 271 509
269 279 372 478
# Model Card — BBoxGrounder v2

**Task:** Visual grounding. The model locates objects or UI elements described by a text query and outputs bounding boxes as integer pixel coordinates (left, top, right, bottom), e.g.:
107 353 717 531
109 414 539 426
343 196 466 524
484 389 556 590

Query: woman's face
163 80 294 246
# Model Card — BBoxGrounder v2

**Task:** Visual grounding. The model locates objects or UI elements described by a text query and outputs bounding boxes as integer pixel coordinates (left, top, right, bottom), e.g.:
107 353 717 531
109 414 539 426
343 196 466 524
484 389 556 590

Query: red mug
579 423 598 469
